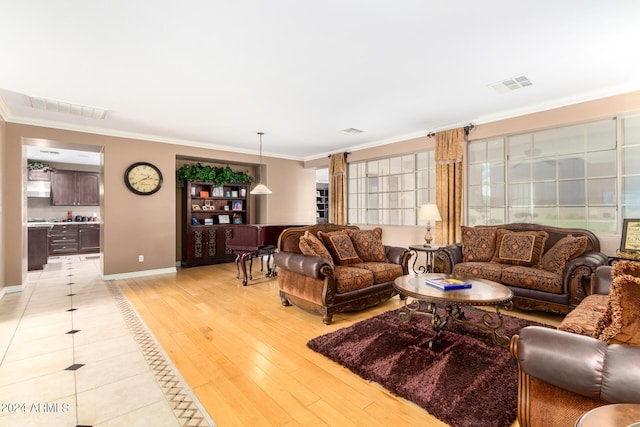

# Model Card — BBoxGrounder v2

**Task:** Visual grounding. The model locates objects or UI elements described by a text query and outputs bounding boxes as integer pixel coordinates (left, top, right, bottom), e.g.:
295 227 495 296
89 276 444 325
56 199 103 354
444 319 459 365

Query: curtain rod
427 123 475 138
327 152 351 158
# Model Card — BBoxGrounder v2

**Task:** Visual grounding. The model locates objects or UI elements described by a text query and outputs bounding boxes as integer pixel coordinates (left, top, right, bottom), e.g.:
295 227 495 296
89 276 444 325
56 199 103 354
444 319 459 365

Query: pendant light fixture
250 132 272 195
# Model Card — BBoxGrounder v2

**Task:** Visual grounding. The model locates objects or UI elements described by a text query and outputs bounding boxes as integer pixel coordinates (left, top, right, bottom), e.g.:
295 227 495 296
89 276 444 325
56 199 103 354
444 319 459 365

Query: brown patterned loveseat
435 223 608 314
273 224 410 324
509 262 640 427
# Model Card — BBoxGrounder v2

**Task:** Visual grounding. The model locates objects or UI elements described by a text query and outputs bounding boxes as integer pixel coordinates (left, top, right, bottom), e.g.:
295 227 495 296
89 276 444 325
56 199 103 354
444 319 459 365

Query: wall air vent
28 96 109 119
339 128 364 135
489 75 533 94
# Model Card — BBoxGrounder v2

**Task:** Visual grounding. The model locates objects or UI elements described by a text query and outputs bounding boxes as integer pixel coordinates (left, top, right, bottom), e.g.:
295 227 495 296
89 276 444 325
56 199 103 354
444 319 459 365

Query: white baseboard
102 267 177 281
0 283 27 298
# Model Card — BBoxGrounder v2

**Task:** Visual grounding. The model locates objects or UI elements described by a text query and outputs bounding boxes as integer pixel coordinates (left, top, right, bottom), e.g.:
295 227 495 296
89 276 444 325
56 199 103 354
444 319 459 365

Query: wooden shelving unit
316 183 328 223
181 180 250 267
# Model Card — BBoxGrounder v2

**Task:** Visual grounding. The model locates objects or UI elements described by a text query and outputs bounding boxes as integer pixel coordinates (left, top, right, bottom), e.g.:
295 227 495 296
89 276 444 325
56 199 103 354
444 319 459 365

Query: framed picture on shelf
199 191 209 197
202 205 213 211
231 190 238 198
224 190 232 197
213 187 224 197
191 204 201 211
218 214 230 224
204 218 213 225
232 201 242 211
620 219 640 253
204 200 211 207
240 188 246 197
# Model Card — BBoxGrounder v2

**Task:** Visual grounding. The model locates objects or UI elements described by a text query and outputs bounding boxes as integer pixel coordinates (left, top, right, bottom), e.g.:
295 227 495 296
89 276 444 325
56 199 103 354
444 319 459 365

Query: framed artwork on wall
620 219 640 253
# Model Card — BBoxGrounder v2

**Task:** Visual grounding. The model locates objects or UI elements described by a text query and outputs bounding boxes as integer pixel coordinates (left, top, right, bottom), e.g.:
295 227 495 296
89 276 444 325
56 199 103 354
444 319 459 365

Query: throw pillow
491 229 549 267
299 231 334 265
346 228 388 263
540 235 588 275
612 259 640 278
598 273 640 346
318 230 362 266
461 226 498 262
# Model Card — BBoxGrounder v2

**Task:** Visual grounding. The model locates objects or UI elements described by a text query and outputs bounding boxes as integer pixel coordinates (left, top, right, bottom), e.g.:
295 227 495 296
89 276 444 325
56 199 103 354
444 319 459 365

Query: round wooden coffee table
393 273 514 349
575 403 640 427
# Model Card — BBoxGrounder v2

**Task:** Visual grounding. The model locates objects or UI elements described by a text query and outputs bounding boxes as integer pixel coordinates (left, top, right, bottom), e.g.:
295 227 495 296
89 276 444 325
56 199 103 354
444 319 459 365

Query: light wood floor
118 262 564 427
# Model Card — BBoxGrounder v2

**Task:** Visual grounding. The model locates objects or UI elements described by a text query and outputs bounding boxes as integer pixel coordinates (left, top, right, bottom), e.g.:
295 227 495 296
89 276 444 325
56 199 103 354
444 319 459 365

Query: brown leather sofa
510 263 640 427
435 223 608 314
273 224 410 324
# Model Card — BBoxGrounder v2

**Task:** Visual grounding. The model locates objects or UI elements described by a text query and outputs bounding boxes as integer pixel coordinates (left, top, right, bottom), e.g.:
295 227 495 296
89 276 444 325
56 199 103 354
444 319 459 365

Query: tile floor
0 255 215 427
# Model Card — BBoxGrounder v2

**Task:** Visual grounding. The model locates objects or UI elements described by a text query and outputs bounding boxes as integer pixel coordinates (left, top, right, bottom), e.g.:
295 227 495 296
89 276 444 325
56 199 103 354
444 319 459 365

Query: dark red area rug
307 304 550 427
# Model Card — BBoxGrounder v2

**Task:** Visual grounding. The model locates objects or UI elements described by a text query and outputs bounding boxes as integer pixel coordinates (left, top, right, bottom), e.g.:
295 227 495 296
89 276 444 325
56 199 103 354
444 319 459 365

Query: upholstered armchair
510 261 640 426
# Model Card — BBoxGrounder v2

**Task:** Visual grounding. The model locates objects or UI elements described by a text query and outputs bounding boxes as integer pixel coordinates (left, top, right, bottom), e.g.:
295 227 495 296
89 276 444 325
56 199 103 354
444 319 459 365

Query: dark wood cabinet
48 223 100 255
49 224 79 254
79 224 100 252
181 181 250 267
51 171 100 206
28 227 49 270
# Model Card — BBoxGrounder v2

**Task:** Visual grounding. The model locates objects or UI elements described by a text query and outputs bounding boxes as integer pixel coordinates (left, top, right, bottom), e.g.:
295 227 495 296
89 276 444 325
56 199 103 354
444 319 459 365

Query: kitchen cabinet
181 181 250 267
49 224 79 254
78 224 100 252
49 223 101 255
51 171 100 206
28 227 49 270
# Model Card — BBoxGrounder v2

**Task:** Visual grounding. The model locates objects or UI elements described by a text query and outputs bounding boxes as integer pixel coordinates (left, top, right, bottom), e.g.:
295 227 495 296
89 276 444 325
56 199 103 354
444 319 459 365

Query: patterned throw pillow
318 230 362 266
299 231 334 265
540 235 588 275
598 273 640 346
461 226 498 262
491 229 548 267
346 228 388 263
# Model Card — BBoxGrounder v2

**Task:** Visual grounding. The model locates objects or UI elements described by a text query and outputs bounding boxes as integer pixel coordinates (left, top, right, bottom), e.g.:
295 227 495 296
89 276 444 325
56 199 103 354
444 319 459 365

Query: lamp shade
250 183 272 195
250 131 272 195
419 204 442 222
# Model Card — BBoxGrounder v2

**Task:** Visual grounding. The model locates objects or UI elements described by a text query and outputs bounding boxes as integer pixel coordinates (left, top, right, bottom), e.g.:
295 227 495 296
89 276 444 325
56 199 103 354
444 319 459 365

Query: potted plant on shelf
176 163 252 186
27 161 55 172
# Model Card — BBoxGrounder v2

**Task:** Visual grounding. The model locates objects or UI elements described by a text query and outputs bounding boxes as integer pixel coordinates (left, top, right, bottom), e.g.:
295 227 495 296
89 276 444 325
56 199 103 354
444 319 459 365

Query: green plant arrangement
177 163 252 186
27 161 54 171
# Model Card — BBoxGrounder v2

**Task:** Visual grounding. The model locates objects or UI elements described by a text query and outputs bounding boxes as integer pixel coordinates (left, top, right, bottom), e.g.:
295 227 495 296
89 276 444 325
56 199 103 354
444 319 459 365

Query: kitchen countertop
28 221 102 227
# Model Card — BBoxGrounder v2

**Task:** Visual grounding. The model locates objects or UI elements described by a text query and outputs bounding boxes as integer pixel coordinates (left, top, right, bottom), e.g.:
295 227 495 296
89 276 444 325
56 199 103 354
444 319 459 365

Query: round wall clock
124 162 163 195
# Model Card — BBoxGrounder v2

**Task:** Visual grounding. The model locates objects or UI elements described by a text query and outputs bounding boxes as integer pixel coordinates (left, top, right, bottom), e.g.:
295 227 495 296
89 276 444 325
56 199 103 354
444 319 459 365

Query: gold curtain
435 128 465 245
329 153 347 225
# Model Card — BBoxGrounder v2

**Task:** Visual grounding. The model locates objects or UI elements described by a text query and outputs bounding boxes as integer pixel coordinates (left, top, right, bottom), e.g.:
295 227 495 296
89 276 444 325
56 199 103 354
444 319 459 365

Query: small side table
575 403 640 427
409 244 440 273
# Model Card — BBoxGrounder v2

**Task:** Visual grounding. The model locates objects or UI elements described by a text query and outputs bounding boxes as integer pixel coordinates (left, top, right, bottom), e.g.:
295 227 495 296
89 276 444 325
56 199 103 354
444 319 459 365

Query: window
468 118 620 232
622 116 640 220
348 152 435 225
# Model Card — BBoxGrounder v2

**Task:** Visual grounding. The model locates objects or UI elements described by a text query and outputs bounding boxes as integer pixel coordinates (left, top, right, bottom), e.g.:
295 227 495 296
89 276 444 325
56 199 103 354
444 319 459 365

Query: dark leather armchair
509 265 640 427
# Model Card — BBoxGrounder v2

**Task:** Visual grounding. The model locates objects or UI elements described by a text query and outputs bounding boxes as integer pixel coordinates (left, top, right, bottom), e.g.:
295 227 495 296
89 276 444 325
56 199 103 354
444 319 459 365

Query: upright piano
226 224 302 285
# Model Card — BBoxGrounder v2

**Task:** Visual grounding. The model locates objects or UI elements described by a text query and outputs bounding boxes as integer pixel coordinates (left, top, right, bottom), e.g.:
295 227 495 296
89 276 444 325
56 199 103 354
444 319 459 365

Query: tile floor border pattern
104 281 215 427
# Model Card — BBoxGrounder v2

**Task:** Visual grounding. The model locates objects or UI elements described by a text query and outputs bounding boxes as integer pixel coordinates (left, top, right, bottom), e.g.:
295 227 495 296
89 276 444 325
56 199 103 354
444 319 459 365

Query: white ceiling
2 1 640 162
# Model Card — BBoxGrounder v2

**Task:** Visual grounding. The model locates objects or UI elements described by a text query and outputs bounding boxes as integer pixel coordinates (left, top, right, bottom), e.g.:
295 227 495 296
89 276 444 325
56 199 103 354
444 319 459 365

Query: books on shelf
425 277 472 291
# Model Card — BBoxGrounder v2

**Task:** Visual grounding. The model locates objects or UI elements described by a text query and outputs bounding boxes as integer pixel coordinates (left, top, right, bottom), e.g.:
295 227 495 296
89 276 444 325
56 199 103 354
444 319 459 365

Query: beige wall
3 90 640 290
0 117 5 295
1 123 316 290
305 91 640 257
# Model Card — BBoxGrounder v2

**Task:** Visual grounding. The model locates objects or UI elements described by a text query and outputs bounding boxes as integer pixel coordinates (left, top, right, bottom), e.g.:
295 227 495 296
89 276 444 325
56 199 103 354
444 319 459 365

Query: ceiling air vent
338 128 364 135
28 96 109 119
489 75 533 94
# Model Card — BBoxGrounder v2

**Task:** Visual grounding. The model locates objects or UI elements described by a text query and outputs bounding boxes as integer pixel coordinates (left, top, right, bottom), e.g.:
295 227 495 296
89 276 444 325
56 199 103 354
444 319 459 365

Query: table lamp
420 204 442 247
